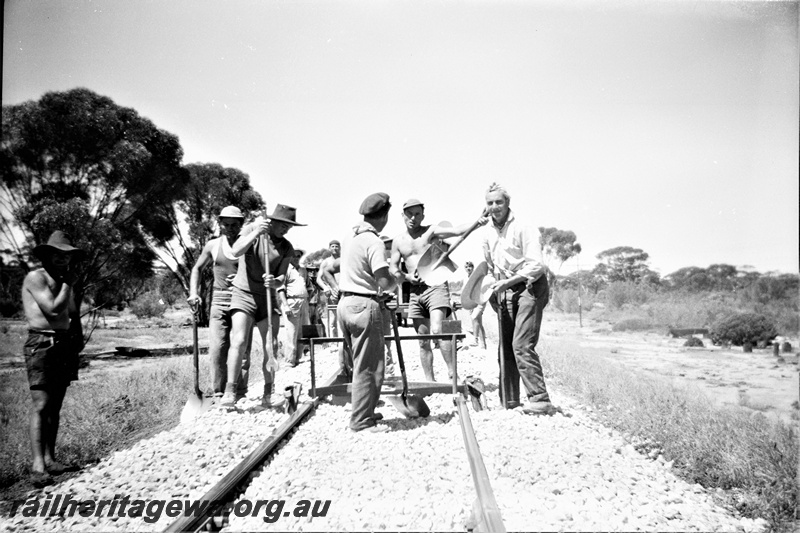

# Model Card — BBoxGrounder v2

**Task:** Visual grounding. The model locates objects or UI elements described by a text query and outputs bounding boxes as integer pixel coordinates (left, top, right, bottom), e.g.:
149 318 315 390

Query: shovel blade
180 394 214 423
388 393 431 419
416 245 458 286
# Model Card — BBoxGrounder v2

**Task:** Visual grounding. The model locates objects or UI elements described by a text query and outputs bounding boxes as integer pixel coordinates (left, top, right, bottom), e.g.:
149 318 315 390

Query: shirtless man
187 206 251 399
316 240 341 336
390 199 487 381
21 231 86 486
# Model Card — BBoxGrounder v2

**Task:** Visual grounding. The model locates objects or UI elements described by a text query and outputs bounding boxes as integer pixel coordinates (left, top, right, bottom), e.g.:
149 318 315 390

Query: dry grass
0 317 264 492
539 335 798 529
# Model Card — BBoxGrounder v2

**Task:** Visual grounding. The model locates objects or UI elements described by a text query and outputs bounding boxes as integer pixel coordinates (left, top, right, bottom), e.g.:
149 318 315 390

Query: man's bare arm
389 240 405 281
374 266 397 295
320 257 341 298
187 240 215 304
231 219 268 257
25 271 72 320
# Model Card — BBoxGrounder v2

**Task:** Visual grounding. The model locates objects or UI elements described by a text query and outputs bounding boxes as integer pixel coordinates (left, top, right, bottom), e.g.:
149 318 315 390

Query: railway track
163 333 506 533
2 325 752 532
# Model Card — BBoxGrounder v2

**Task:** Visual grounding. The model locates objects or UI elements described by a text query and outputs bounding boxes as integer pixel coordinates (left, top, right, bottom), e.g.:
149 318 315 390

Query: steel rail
455 396 507 533
162 372 339 533
164 331 503 533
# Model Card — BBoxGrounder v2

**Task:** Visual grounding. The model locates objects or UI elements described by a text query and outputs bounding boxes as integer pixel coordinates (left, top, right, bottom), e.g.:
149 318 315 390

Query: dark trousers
493 276 549 406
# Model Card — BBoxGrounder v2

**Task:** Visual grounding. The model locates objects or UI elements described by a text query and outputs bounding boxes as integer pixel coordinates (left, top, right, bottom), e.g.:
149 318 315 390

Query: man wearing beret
390 198 488 382
337 193 397 433
225 204 305 408
482 183 555 415
187 206 252 400
22 231 86 486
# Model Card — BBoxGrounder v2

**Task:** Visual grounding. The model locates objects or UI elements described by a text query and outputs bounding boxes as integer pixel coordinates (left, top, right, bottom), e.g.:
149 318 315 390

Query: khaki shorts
408 284 452 320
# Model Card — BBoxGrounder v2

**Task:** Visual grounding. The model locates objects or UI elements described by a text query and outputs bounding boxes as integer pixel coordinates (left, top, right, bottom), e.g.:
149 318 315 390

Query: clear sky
4 0 798 277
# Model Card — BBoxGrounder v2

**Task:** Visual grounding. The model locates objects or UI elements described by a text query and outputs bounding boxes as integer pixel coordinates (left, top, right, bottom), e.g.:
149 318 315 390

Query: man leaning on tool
337 193 397 433
187 206 252 400
481 182 555 415
224 204 305 408
21 231 86 487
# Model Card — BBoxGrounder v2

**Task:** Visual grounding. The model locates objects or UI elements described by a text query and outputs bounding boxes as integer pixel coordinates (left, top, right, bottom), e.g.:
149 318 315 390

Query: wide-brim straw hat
32 231 87 261
460 261 494 310
267 204 306 226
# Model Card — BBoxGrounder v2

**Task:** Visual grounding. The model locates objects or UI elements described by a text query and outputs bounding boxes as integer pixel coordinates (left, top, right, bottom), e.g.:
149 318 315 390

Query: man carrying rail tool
224 204 305 408
390 198 487 382
337 192 397 433
481 183 555 415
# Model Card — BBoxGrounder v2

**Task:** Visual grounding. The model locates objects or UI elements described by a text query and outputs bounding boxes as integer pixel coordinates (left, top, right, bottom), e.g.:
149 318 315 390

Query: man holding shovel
481 183 555 415
390 199 487 382
338 193 397 433
223 204 305 408
187 206 251 400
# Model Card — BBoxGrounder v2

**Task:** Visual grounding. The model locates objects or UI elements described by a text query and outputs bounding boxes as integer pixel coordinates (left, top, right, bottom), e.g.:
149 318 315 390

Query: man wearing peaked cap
337 193 396 433
224 204 305 409
390 197 489 382
23 230 86 486
187 206 252 399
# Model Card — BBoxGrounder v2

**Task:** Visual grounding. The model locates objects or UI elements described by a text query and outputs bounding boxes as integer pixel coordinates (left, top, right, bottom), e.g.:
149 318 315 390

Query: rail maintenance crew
187 206 252 400
22 231 86 487
481 183 555 415
224 204 305 408
337 193 397 433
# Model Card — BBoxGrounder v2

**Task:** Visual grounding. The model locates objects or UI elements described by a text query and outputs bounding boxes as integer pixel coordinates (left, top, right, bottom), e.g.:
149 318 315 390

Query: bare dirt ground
541 314 800 424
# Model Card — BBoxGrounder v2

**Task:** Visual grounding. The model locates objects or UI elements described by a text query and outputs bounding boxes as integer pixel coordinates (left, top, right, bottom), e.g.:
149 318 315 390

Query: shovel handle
429 210 488 271
262 208 276 370
387 302 409 399
189 301 202 399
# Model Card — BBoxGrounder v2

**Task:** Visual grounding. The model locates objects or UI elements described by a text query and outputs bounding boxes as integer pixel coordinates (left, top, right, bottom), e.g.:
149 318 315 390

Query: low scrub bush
550 288 595 314
129 291 166 319
683 337 704 347
711 313 779 347
603 281 655 310
612 317 652 331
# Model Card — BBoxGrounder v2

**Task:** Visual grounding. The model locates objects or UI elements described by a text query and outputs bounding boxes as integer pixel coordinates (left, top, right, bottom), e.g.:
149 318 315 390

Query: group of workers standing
21 182 555 486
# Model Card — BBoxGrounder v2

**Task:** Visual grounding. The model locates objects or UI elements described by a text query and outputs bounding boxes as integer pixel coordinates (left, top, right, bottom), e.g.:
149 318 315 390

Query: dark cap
402 198 424 210
359 193 391 216
329 240 340 246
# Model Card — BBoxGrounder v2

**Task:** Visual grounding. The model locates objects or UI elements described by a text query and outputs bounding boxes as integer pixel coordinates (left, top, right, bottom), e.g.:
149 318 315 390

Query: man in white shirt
482 183 554 415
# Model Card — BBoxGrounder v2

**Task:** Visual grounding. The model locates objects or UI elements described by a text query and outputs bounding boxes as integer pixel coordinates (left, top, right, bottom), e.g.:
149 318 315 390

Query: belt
341 291 379 300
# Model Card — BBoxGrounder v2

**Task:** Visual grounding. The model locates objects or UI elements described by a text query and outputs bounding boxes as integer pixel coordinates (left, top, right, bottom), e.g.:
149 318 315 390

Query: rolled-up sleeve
515 224 547 281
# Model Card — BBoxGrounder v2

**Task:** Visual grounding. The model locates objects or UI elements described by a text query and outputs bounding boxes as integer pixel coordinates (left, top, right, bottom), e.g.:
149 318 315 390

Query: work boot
220 384 237 408
522 401 556 415
261 382 286 408
261 394 286 408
